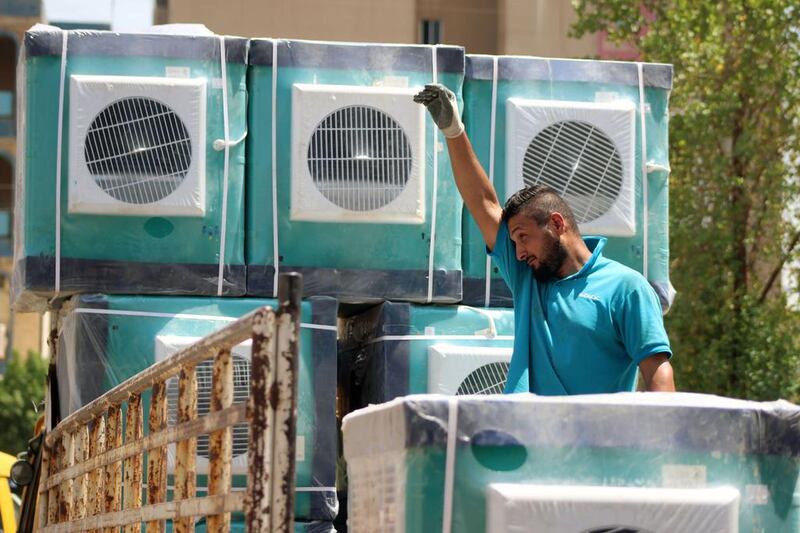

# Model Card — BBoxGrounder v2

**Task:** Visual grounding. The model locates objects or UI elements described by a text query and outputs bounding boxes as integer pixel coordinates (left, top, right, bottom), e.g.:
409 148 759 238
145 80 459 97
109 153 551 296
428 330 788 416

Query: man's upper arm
478 204 503 252
618 277 673 365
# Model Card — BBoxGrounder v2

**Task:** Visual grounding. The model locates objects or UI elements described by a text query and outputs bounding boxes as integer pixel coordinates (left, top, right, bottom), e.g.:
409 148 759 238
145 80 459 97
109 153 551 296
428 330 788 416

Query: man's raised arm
414 84 502 251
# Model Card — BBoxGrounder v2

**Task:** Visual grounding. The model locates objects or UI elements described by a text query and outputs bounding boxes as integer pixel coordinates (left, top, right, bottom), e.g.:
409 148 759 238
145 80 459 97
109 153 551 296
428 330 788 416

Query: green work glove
413 83 464 139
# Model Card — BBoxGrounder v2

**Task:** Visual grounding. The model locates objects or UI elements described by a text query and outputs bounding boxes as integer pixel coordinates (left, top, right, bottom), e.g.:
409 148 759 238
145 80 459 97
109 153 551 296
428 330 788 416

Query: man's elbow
640 354 676 392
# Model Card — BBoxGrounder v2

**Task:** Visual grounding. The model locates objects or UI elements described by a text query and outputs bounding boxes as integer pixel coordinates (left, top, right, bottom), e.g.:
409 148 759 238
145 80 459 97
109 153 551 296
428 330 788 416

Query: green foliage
572 0 800 401
0 351 48 454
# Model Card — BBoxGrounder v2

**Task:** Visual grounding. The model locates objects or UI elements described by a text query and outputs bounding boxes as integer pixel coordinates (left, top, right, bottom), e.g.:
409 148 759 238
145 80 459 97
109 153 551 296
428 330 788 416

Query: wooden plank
37 440 51 528
173 364 197 533
207 348 233 533
88 414 106 533
42 404 245 492
146 380 168 533
123 393 143 533
57 432 74 523
103 404 122 533
244 307 277 532
38 492 245 533
73 425 89 521
271 273 302 532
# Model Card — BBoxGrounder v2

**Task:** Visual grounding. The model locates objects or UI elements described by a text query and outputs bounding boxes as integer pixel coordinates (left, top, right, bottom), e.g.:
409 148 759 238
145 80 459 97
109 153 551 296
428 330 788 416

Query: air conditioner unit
486 484 740 533
427 344 511 395
506 98 636 236
155 335 252 475
68 75 207 217
291 84 426 224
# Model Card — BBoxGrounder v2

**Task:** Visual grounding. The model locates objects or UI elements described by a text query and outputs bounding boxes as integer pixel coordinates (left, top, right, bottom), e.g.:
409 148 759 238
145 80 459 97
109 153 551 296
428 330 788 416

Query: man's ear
550 212 567 235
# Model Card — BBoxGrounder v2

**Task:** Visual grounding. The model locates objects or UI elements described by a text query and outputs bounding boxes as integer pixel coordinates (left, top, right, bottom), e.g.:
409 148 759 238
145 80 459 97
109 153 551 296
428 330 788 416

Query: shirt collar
558 236 607 282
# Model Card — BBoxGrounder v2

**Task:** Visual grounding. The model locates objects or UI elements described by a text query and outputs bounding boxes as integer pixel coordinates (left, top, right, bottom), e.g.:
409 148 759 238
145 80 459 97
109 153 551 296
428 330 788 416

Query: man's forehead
509 214 536 236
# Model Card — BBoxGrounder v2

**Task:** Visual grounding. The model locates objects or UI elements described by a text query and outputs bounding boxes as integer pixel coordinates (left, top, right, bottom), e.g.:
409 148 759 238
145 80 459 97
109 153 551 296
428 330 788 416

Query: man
414 84 675 394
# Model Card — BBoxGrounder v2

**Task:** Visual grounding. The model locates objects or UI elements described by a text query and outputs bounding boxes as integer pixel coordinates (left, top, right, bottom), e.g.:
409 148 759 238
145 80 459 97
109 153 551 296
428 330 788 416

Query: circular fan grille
307 105 412 211
84 97 192 204
456 362 510 395
168 354 251 460
522 120 623 224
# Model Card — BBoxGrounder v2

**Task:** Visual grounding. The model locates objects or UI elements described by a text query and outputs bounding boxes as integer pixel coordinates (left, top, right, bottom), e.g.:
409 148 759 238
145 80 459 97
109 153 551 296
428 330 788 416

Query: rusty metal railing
35 273 303 533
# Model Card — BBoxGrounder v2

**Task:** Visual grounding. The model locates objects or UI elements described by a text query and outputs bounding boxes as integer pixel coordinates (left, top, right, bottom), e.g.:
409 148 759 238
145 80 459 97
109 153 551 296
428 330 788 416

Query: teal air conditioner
245 39 464 303
343 394 800 533
13 25 247 311
338 302 515 414
462 55 673 311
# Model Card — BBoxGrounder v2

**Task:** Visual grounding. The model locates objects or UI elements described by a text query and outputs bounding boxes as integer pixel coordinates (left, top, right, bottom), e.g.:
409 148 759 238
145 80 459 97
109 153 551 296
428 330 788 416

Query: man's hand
413 84 464 139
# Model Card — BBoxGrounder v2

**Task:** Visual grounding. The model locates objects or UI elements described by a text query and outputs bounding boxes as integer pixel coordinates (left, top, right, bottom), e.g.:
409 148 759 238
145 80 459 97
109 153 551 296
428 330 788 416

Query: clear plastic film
245 39 465 304
462 55 674 312
337 302 515 414
12 24 249 312
55 294 339 521
342 393 800 533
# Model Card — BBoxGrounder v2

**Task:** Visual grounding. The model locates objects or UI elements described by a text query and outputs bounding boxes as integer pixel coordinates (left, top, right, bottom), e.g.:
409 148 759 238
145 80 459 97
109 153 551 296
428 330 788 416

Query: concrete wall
167 0 417 44
417 0 498 54
498 0 595 57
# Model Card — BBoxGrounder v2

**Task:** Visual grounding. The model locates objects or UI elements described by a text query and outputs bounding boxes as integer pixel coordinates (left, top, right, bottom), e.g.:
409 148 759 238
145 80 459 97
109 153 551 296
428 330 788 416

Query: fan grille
167 354 251 460
84 97 192 204
307 105 412 211
522 120 623 224
456 362 510 395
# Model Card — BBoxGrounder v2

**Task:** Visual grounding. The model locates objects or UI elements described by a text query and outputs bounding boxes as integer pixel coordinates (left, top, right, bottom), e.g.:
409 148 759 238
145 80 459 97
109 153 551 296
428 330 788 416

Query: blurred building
160 0 638 58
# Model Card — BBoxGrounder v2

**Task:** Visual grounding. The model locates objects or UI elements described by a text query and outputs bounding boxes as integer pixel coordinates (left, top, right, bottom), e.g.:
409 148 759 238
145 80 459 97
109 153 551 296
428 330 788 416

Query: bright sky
42 0 155 32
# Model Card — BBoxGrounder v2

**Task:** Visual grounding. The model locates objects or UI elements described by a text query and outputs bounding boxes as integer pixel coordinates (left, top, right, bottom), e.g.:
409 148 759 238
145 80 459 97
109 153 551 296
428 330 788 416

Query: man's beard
532 233 568 282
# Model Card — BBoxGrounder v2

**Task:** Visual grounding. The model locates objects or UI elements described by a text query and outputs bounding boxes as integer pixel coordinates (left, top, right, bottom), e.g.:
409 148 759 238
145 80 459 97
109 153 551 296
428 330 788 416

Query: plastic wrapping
338 302 515 414
462 55 674 311
245 39 465 303
13 24 249 312
342 393 800 533
56 294 338 521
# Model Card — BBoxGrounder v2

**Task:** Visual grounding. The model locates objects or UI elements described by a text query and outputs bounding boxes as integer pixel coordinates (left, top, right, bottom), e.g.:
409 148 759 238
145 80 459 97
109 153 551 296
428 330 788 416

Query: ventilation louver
155 335 252 475
292 84 426 224
427 345 512 395
68 75 206 216
506 98 636 236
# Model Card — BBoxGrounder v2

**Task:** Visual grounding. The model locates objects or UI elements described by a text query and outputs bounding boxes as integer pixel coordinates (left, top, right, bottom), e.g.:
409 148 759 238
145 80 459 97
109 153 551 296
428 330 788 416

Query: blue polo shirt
490 221 671 395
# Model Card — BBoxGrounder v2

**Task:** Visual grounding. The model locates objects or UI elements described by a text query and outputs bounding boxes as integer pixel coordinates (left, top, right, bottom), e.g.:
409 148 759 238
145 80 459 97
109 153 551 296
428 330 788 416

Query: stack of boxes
20 20 787 533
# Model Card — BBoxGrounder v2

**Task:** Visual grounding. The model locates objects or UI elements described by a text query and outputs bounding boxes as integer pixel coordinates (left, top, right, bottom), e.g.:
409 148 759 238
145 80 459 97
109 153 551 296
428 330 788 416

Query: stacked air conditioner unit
343 393 800 533
338 302 514 412
13 25 248 311
461 55 673 310
245 39 465 303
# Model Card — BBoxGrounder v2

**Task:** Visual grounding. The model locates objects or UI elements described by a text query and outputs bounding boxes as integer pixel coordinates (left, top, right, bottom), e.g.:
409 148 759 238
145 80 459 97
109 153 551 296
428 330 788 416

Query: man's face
508 213 568 282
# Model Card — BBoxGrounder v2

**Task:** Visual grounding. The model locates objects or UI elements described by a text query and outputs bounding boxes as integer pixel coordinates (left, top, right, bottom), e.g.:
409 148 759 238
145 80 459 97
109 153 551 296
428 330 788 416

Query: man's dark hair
501 184 579 232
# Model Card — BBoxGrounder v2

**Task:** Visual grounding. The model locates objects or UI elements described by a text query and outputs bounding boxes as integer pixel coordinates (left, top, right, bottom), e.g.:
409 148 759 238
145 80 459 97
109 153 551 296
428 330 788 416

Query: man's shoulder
592 256 652 293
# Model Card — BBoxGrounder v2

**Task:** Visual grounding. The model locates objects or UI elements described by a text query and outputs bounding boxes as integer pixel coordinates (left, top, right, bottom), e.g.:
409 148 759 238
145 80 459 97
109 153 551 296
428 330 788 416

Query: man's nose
516 248 527 261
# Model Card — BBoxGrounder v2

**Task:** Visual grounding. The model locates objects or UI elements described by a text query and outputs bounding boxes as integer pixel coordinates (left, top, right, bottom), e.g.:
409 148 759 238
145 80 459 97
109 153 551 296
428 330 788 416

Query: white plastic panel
506 98 636 236
486 484 740 533
68 75 206 216
291 83 426 224
154 335 251 475
427 344 512 395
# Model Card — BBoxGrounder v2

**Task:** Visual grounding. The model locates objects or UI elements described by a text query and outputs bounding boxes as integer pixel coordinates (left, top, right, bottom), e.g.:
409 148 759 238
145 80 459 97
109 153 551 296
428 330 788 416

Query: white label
296 435 305 462
165 66 190 78
211 77 224 89
375 76 409 88
424 326 436 336
745 484 769 505
662 464 707 488
595 91 620 102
